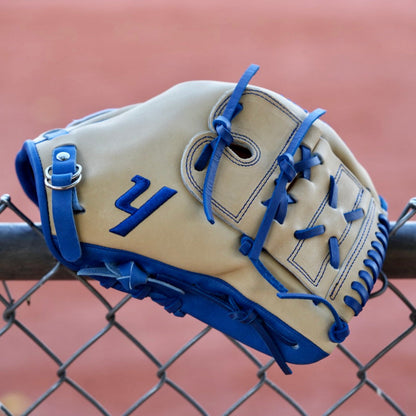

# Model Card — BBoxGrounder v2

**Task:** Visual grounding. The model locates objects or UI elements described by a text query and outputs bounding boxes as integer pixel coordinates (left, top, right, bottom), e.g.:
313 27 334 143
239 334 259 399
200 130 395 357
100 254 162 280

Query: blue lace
194 64 260 224
238 108 327 294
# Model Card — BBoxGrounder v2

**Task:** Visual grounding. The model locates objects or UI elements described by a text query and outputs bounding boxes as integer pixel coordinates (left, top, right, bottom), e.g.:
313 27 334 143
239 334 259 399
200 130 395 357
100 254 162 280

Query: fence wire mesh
0 194 415 416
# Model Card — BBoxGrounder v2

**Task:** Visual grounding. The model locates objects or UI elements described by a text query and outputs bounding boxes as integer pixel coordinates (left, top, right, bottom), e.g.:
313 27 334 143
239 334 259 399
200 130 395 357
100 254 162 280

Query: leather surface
32 80 386 354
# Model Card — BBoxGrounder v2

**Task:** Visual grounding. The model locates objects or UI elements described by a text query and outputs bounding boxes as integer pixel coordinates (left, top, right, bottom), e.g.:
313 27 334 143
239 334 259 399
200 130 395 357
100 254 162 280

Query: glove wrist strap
47 145 82 262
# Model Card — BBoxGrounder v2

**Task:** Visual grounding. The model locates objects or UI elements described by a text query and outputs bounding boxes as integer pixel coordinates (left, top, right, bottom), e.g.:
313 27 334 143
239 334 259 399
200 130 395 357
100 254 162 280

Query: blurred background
1 1 415 415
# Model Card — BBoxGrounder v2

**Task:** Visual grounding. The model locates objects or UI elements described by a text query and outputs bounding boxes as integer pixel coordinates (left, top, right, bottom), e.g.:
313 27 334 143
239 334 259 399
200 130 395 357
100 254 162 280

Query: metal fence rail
0 194 415 416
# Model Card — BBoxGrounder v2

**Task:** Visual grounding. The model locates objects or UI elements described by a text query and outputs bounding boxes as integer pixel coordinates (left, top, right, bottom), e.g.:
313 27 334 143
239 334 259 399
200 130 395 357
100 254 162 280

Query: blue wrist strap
50 145 82 262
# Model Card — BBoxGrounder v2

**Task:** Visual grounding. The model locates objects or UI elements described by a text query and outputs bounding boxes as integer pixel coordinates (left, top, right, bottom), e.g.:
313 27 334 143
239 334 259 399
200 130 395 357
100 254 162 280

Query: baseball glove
16 64 389 374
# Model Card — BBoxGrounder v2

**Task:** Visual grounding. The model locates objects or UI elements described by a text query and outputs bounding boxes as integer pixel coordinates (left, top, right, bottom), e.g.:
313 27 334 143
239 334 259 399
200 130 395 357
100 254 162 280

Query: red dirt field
1 1 415 415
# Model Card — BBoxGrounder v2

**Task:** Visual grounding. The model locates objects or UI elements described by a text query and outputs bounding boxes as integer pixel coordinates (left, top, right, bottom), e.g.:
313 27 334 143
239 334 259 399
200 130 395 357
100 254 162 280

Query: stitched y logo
110 175 177 236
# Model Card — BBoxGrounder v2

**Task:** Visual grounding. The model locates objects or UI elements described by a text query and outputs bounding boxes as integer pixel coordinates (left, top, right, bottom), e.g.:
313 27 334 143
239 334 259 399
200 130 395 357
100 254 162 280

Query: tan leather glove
16 64 388 374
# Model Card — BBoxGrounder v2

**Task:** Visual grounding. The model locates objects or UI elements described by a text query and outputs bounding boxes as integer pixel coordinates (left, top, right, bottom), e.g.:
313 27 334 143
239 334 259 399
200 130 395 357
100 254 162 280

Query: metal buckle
44 164 83 191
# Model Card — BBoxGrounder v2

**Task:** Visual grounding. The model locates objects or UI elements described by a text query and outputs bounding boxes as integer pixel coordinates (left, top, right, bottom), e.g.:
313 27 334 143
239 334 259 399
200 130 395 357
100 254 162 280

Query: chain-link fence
1 194 415 416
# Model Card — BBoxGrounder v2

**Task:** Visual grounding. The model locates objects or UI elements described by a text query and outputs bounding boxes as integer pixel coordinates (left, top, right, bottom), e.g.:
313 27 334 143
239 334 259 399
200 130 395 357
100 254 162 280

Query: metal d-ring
44 164 83 191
